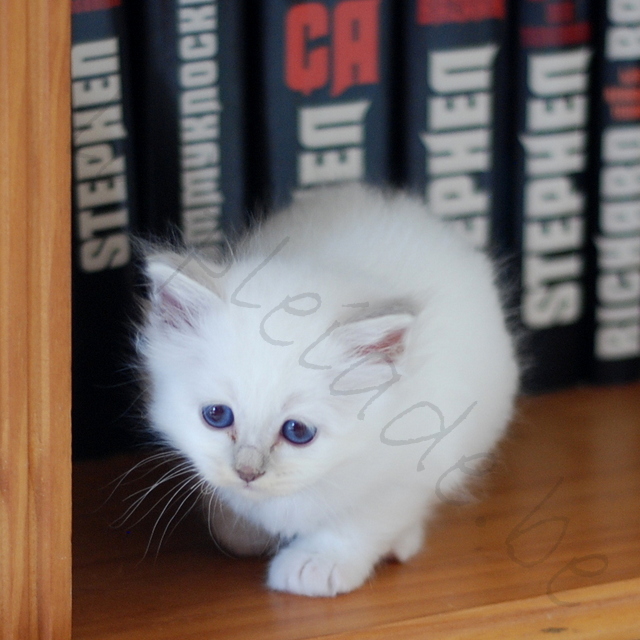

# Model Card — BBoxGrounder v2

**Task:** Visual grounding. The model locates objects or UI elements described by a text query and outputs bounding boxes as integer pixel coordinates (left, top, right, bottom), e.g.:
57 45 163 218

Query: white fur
138 184 519 596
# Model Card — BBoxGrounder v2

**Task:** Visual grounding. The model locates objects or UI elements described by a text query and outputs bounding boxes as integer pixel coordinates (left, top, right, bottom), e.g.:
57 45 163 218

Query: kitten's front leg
267 527 387 597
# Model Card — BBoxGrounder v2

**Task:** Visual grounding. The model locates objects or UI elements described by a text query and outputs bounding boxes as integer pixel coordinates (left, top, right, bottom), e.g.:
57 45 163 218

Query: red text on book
285 0 380 97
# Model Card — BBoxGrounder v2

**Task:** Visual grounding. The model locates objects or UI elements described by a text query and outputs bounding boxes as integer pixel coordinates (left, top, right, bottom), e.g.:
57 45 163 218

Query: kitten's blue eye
202 404 234 429
281 420 316 445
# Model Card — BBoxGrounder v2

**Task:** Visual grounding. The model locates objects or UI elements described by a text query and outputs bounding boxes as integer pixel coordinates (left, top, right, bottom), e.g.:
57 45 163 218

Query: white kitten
137 184 519 597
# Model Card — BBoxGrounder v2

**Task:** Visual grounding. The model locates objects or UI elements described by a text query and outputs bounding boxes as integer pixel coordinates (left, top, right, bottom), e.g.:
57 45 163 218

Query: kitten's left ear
145 256 221 331
332 309 415 363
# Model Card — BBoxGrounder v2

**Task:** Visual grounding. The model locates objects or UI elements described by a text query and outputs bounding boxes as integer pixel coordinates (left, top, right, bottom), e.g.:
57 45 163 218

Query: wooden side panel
0 1 31 635
0 0 72 638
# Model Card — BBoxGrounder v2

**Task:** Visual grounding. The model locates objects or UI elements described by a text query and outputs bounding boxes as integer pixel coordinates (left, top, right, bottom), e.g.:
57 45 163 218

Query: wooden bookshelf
1 2 639 638
0 1 71 639
73 385 640 639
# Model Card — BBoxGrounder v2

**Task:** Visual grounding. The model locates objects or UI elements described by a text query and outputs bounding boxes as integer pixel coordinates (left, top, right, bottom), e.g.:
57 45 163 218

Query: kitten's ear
145 256 221 331
332 309 415 363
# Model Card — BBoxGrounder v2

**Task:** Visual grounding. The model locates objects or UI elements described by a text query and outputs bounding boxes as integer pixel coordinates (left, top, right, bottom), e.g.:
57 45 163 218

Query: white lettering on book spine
297 100 371 186
596 125 640 358
422 44 499 251
177 0 223 246
521 47 591 329
594 0 640 360
71 38 130 273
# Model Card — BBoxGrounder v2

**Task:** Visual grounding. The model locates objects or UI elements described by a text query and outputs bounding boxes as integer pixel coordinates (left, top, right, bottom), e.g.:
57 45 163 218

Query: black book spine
71 0 138 457
588 0 640 382
401 0 508 252
509 0 593 392
129 0 246 248
251 0 393 211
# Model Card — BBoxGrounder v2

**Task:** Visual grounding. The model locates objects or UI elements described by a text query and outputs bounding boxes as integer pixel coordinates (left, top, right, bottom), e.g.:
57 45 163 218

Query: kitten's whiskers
145 473 205 558
112 456 197 532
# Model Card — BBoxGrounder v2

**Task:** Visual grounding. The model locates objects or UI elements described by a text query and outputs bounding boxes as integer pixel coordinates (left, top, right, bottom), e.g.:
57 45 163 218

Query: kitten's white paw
267 546 372 596
390 523 424 562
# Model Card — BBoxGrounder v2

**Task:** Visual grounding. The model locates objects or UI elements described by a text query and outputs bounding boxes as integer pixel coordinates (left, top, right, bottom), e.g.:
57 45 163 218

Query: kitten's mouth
234 479 267 497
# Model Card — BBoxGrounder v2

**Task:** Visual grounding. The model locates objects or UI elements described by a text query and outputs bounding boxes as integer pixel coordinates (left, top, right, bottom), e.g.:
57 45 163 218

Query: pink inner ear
353 329 406 359
157 286 198 329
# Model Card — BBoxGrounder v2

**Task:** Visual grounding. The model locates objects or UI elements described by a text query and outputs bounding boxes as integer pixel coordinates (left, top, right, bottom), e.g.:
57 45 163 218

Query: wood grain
73 384 640 639
0 1 31 635
0 0 71 638
305 577 640 640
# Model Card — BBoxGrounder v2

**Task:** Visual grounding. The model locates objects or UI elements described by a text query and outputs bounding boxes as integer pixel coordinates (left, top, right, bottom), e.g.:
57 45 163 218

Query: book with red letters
587 0 640 383
401 0 509 253
248 0 393 211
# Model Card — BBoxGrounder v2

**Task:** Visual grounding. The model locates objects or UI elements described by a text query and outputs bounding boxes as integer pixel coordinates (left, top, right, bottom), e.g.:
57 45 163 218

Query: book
508 0 594 392
248 0 394 212
400 0 509 252
71 0 138 457
588 0 640 383
127 0 246 248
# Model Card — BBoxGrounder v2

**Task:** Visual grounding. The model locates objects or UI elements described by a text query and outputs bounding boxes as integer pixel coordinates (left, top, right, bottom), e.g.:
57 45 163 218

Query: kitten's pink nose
235 467 265 483
234 445 266 484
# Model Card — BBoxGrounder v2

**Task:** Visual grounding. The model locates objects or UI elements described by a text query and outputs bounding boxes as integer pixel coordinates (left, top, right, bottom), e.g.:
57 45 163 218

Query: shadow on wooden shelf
73 384 640 640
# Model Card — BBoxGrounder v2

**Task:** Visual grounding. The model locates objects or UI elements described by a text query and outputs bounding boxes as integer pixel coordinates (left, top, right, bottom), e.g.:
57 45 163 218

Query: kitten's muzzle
234 445 266 484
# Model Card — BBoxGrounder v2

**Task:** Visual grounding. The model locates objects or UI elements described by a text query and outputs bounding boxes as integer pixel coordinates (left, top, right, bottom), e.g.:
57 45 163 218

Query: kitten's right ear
145 256 221 331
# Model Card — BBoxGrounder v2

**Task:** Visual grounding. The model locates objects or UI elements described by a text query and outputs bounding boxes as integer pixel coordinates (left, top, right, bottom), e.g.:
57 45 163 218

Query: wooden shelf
1 1 71 637
73 384 640 639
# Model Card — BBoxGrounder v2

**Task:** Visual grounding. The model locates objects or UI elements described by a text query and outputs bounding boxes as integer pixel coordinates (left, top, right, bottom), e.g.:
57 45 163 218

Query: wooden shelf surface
73 384 640 639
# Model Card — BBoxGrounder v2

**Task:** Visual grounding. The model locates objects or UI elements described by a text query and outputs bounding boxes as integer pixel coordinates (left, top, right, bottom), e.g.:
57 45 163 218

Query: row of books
71 0 640 457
